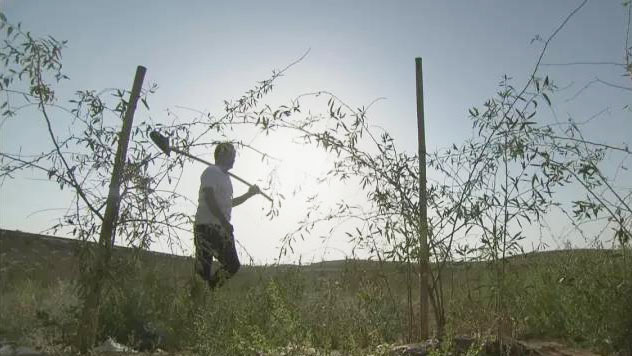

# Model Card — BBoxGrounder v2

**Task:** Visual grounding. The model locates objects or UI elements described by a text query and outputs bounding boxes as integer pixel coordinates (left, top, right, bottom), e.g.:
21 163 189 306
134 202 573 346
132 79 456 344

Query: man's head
214 142 236 171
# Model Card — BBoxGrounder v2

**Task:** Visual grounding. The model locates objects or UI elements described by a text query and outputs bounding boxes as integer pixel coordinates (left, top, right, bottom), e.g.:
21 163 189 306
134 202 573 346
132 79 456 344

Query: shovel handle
172 148 273 202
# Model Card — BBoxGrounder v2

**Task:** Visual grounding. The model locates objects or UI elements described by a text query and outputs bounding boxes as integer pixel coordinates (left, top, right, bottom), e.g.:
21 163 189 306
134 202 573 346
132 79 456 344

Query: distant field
1 227 624 286
0 228 401 292
0 229 193 287
1 227 625 300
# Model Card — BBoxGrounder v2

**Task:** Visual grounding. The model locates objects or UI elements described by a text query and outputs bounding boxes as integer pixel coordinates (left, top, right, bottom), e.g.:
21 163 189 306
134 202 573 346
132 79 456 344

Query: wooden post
77 65 146 353
106 65 146 247
415 57 430 340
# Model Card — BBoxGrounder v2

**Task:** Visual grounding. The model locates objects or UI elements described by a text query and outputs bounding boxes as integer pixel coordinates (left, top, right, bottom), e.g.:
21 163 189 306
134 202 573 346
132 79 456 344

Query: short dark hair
214 142 236 161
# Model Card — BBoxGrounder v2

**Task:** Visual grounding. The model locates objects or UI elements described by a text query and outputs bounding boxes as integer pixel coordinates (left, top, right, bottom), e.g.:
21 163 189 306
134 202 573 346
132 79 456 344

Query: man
194 142 260 289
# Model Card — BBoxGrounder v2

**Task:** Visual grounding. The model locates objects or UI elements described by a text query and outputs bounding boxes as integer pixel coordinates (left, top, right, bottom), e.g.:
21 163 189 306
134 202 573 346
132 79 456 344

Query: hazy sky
1 0 630 263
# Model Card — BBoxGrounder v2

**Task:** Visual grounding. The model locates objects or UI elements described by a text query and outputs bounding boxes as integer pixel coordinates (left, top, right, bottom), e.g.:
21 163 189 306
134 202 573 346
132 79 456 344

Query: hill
1 228 625 282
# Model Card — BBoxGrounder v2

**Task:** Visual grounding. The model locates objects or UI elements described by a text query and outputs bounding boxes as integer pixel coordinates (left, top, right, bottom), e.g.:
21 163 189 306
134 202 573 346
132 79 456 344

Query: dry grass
1 229 630 355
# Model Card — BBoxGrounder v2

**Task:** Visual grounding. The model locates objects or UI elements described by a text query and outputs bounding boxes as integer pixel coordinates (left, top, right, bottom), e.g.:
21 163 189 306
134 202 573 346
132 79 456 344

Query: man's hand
232 185 261 207
247 184 261 196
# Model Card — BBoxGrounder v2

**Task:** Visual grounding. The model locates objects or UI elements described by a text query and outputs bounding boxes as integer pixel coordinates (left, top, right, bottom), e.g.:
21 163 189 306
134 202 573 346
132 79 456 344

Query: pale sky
1 0 630 263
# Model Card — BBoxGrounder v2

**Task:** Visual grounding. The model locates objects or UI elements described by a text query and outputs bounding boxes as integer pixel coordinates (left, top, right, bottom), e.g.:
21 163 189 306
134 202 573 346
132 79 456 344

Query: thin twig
541 61 625 67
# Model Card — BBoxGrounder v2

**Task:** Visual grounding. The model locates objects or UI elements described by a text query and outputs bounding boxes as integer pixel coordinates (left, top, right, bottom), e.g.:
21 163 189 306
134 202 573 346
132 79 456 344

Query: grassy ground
1 229 631 355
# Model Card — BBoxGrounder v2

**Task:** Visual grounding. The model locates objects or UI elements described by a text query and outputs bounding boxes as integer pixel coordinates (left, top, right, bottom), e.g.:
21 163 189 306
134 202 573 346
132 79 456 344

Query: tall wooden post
415 57 430 340
77 65 146 353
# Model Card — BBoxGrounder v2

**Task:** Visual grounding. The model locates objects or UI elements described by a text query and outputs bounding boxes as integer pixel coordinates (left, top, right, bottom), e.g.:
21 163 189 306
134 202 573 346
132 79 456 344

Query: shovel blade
150 131 171 156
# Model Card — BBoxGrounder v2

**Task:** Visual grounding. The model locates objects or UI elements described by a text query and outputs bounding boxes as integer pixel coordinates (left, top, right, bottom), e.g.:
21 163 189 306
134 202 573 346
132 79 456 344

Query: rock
452 336 478 353
93 337 136 353
14 347 43 356
136 322 166 352
391 339 439 356
0 345 44 356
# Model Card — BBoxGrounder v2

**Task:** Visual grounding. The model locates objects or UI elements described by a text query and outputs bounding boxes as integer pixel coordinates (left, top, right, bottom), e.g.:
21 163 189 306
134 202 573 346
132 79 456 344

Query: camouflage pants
194 224 240 289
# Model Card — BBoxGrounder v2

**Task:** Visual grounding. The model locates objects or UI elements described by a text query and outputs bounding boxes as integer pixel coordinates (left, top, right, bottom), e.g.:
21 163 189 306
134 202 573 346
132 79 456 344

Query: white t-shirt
195 165 233 226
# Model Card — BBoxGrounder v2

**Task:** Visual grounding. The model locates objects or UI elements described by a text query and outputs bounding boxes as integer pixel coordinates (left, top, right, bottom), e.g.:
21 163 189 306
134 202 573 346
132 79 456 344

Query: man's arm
232 185 261 207
203 187 232 232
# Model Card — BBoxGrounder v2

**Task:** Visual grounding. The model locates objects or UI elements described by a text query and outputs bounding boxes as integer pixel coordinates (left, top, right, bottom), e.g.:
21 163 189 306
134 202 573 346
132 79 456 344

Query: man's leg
208 229 241 289
194 225 214 282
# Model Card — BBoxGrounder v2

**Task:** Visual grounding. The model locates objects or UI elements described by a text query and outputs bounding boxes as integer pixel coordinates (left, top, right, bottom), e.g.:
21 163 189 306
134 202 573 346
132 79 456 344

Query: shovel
150 130 273 202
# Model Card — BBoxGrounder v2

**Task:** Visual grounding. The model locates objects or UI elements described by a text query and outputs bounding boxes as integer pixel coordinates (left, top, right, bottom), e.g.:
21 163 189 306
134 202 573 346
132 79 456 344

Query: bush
447 249 632 354
516 250 631 352
0 279 80 349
